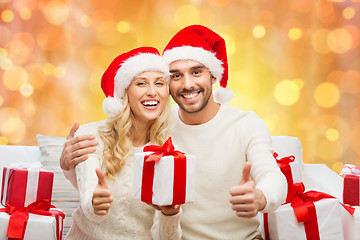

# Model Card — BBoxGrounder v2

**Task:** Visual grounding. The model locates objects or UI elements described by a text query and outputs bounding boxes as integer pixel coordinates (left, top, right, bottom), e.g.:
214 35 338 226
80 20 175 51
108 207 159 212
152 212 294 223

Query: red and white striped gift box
1 167 54 208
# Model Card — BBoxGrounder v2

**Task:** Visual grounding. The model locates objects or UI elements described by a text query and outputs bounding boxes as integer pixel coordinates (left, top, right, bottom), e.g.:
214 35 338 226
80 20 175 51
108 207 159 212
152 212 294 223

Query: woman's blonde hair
98 91 170 179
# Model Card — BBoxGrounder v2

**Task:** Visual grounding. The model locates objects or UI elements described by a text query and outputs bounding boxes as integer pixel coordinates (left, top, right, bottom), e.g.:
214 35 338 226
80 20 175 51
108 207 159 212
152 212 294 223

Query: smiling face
126 71 169 125
169 59 216 114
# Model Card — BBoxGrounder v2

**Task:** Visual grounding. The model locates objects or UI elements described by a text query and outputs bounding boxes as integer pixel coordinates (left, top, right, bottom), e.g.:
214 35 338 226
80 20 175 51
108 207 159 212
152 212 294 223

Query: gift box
273 152 302 203
260 183 355 240
343 175 360 206
340 164 360 206
263 198 344 240
340 204 360 240
133 137 196 206
0 206 64 240
1 166 54 208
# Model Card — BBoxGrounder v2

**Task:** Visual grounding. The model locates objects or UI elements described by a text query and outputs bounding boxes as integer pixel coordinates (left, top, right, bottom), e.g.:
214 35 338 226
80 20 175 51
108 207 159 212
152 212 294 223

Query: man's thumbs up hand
240 162 251 184
229 163 266 218
92 168 113 215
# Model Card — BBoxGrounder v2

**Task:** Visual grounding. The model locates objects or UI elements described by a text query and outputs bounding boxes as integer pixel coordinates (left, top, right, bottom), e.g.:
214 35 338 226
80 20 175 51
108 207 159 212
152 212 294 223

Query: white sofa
0 136 359 239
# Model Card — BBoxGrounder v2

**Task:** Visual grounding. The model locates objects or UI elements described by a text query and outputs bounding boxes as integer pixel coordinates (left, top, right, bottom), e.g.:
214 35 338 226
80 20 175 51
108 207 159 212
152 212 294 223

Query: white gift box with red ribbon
133 152 196 206
0 208 64 240
133 137 196 206
1 164 54 208
263 198 344 240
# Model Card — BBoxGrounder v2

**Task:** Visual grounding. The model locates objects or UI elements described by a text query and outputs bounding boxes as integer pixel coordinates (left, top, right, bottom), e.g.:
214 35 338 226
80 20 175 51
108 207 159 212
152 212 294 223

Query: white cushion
36 134 79 236
271 136 303 163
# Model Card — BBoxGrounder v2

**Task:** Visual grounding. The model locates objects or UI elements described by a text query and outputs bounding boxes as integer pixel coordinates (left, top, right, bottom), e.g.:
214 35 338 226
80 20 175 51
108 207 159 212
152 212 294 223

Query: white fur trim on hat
213 87 233 104
114 53 169 99
162 46 224 84
103 97 123 116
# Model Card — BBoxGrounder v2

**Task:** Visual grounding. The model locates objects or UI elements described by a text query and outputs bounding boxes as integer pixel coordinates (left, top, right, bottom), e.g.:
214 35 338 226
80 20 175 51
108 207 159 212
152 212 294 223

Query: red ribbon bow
143 137 184 162
341 164 360 176
0 199 65 240
273 152 296 203
141 137 187 205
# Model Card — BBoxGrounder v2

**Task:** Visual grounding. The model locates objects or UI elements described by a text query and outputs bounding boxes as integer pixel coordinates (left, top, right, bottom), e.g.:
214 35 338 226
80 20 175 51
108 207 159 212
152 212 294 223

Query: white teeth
142 101 158 106
183 93 198 99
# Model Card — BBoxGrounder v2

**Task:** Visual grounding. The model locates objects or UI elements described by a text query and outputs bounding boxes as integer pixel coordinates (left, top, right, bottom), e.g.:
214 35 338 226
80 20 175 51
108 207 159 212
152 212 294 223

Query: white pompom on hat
101 47 169 116
163 25 233 104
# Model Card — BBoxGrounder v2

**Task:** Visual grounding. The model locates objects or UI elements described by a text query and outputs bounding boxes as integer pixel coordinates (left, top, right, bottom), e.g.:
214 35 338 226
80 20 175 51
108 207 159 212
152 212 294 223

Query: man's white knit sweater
169 104 287 240
64 121 182 240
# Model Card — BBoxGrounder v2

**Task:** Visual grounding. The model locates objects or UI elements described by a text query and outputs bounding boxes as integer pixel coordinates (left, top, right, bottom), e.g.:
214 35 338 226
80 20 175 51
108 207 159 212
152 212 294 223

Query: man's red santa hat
162 25 233 104
101 47 169 116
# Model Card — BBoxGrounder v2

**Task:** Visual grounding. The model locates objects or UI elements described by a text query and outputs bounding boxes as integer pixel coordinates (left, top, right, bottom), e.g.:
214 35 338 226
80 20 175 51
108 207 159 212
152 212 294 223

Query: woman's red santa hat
101 47 169 116
162 25 233 104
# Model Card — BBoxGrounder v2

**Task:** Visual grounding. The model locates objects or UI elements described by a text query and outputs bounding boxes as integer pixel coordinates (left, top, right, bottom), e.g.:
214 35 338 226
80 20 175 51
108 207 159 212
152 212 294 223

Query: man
61 25 287 240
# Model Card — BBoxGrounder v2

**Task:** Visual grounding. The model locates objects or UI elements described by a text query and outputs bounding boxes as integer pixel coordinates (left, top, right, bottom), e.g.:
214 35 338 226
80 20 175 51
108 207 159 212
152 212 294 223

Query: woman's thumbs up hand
92 168 113 215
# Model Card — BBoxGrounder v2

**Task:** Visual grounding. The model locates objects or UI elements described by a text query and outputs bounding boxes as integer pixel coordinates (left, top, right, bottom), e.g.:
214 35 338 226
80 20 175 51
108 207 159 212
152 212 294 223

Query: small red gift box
340 164 360 206
343 175 360 206
1 167 54 209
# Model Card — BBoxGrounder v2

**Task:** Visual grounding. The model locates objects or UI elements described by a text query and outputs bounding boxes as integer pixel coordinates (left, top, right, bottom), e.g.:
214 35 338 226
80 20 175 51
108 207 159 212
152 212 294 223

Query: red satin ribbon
141 137 187 205
291 183 355 240
290 183 322 240
273 152 296 203
343 175 360 206
263 182 355 240
263 212 270 240
0 199 65 240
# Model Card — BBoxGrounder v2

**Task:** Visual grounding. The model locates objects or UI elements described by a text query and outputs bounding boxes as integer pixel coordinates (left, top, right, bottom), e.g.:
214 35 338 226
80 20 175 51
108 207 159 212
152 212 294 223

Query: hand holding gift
92 169 113 215
148 203 181 216
229 163 266 218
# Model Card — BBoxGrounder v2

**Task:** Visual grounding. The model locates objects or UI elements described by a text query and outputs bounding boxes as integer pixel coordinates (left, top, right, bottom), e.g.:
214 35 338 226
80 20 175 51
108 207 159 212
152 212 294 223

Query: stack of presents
0 164 65 239
0 135 360 239
258 136 360 240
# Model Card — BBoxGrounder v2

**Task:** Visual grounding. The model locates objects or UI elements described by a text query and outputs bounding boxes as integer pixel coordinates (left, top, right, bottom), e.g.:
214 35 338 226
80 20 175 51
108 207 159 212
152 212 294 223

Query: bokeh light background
0 0 359 173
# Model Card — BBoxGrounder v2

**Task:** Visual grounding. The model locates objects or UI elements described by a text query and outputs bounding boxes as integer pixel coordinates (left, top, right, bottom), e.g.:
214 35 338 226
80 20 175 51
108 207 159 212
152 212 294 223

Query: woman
65 47 181 240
